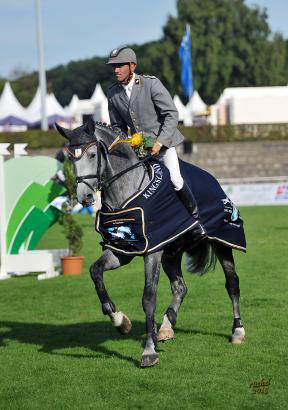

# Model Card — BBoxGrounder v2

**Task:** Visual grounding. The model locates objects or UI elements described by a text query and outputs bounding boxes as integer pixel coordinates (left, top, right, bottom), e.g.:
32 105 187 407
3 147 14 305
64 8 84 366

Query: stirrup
190 220 207 243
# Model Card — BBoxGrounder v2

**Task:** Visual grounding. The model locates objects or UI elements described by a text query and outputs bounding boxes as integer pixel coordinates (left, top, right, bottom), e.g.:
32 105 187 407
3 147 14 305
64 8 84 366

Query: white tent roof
91 83 107 103
217 86 288 105
186 90 207 115
173 95 192 126
0 82 27 122
26 87 69 124
68 94 79 114
26 86 41 115
65 87 110 124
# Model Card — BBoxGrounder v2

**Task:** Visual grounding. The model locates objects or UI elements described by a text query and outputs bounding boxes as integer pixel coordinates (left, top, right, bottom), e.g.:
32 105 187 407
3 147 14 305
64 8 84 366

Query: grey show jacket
107 73 184 148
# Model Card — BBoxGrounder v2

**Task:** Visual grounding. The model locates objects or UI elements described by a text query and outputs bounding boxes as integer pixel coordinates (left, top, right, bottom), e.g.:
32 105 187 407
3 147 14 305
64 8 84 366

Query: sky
0 0 288 79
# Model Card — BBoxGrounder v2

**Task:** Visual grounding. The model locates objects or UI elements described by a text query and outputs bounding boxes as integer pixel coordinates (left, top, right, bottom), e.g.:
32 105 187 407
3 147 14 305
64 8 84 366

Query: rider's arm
150 78 179 147
108 98 128 136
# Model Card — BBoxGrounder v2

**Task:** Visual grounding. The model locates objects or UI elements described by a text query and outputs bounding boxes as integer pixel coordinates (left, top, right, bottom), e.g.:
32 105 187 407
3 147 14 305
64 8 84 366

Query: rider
106 46 206 241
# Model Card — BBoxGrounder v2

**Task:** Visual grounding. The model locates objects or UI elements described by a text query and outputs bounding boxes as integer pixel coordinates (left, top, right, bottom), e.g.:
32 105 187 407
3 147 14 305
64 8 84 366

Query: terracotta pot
61 256 84 275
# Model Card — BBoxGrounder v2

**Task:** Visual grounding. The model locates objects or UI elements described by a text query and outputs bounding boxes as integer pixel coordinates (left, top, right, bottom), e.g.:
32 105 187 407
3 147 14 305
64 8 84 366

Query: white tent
173 95 192 126
216 86 288 125
186 90 207 115
91 83 107 104
0 82 28 129
90 83 109 124
67 94 79 116
26 87 71 127
65 83 110 126
65 94 95 126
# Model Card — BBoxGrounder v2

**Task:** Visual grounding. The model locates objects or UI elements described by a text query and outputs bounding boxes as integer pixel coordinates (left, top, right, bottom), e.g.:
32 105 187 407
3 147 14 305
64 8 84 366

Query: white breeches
158 147 184 191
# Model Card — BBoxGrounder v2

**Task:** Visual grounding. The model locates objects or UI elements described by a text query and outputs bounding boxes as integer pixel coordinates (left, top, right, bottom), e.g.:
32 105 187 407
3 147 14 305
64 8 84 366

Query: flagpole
35 0 48 131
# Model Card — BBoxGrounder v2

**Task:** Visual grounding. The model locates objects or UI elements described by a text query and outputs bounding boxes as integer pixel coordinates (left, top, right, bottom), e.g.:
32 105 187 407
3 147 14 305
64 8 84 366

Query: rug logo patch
142 163 163 199
222 197 240 226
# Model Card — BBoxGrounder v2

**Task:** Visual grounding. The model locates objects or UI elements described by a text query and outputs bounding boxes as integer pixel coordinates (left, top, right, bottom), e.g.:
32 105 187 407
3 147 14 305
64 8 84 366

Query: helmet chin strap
120 64 133 85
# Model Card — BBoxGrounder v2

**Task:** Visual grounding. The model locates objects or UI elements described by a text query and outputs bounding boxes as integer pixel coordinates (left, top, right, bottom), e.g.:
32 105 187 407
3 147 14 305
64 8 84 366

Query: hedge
0 129 64 148
1 123 288 148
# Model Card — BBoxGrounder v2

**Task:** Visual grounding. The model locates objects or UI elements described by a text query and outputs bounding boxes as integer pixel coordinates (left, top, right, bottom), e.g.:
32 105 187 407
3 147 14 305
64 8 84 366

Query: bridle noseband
65 137 148 195
65 138 104 192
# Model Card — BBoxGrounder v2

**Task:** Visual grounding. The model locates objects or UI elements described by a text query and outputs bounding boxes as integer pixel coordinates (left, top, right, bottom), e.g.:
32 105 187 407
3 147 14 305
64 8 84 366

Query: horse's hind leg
212 242 245 344
90 249 133 335
158 251 187 342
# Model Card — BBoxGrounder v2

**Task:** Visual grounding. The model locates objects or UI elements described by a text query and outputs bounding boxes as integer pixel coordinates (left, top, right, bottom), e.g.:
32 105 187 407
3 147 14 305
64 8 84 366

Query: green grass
0 206 287 409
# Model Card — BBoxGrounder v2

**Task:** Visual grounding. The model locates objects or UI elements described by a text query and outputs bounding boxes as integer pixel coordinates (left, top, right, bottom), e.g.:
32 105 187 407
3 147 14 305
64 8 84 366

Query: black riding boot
177 182 207 243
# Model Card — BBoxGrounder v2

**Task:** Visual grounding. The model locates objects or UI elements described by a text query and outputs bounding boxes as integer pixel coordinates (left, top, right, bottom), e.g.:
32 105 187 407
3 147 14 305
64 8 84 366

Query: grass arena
0 205 286 409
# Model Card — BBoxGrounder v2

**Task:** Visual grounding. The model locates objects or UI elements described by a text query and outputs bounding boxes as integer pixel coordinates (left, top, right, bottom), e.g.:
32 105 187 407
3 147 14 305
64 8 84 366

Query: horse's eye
89 153 96 159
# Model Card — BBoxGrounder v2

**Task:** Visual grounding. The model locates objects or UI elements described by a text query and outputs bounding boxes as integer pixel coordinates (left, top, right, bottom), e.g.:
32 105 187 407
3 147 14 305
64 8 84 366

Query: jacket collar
129 73 141 106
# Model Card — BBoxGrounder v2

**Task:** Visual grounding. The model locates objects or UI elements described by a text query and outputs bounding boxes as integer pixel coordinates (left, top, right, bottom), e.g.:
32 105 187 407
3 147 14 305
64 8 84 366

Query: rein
67 137 148 194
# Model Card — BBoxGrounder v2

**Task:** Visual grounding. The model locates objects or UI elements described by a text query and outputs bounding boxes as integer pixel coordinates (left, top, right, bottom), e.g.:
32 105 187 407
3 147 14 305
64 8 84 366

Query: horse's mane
94 122 139 161
94 122 119 144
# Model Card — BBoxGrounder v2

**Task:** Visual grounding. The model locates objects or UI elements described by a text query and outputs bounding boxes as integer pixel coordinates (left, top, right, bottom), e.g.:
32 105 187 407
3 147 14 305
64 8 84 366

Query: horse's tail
185 241 216 276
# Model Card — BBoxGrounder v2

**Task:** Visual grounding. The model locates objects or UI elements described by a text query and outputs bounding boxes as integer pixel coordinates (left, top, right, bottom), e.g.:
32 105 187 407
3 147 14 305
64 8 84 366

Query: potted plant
58 157 84 275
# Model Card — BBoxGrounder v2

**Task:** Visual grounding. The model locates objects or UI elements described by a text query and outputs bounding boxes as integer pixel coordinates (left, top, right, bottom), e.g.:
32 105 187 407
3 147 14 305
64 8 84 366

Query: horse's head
55 118 106 207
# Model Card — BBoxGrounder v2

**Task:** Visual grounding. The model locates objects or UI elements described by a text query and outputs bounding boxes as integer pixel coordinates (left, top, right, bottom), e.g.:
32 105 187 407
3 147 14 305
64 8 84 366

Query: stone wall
177 140 288 179
27 140 288 180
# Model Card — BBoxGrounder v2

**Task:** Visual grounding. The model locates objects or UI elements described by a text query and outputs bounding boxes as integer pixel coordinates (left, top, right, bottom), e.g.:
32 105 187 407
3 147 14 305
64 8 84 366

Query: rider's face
111 63 135 82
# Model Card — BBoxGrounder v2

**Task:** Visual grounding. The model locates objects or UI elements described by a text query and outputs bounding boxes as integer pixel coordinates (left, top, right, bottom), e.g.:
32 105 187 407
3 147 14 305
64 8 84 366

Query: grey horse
55 119 245 368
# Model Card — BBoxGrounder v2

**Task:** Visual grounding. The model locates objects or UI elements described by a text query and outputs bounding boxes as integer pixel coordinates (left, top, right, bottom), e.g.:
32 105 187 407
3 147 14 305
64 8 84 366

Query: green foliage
58 158 83 256
178 123 288 142
0 129 64 148
163 0 288 103
2 124 288 148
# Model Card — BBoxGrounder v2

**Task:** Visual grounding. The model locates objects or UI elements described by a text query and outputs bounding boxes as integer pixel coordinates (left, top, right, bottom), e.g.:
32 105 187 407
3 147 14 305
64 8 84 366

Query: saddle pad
96 158 246 255
96 159 198 255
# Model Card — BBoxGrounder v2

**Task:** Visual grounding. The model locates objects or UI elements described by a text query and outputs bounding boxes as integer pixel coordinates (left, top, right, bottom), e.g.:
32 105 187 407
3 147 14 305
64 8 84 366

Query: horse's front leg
212 242 245 344
158 251 187 342
90 249 133 334
140 251 163 368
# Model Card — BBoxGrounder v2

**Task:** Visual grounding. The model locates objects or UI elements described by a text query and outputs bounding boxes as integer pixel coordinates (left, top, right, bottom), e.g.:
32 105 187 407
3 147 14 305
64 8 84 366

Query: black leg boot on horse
177 182 207 246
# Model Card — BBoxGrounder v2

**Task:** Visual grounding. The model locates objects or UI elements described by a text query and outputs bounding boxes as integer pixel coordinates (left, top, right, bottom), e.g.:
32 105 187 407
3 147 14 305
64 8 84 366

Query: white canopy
91 83 107 104
216 86 288 125
65 83 110 125
186 90 207 115
0 82 28 125
173 95 192 126
26 87 70 126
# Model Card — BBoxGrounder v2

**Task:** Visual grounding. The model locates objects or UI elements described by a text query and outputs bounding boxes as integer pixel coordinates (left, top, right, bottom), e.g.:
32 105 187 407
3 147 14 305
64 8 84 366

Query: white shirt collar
123 73 135 99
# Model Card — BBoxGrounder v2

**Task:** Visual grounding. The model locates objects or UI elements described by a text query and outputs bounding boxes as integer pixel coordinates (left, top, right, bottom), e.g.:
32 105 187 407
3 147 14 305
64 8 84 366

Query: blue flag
179 25 193 98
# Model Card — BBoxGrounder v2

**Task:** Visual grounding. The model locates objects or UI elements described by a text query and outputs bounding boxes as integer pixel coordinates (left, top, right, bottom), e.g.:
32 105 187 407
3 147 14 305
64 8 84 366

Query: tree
163 0 287 103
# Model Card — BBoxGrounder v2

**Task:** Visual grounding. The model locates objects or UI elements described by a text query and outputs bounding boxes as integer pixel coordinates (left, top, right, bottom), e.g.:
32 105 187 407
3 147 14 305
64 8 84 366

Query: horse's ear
86 117 95 135
54 122 72 140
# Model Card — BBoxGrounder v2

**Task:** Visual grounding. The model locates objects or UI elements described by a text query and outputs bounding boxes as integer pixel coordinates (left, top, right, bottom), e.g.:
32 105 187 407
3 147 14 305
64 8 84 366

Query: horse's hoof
157 328 174 342
116 314 132 335
230 327 245 344
140 353 159 368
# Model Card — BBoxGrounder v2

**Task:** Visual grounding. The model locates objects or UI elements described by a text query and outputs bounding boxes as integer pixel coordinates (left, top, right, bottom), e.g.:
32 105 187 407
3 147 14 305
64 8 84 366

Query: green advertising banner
3 156 65 255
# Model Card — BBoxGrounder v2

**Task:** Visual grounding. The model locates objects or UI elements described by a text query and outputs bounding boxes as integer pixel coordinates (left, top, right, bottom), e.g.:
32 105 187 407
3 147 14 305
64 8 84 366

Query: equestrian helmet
106 47 137 65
